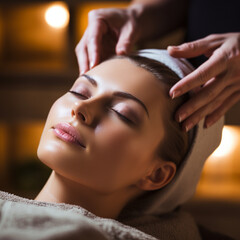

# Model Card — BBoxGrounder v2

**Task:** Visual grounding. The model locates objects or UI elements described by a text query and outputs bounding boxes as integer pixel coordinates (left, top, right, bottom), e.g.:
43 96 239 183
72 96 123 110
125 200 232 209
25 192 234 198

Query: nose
71 99 100 126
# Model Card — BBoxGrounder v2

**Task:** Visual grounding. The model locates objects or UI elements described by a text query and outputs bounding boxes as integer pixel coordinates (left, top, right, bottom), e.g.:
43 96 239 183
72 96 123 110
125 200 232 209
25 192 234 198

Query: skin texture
36 58 176 219
75 0 240 132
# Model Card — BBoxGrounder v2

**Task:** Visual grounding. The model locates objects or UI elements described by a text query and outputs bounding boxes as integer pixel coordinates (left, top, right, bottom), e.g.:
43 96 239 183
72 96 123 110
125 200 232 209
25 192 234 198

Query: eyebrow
82 74 97 86
82 74 149 117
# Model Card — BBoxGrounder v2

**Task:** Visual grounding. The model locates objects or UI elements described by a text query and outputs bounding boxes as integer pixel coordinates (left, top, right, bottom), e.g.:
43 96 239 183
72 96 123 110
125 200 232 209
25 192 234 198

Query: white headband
120 49 224 216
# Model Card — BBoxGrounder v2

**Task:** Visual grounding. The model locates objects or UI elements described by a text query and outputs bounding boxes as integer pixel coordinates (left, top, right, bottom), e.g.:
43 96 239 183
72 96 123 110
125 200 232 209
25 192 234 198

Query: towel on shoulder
0 191 201 240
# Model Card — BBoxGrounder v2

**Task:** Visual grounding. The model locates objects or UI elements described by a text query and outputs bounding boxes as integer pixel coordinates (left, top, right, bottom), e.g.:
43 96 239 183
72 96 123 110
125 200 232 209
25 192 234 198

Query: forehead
85 58 166 113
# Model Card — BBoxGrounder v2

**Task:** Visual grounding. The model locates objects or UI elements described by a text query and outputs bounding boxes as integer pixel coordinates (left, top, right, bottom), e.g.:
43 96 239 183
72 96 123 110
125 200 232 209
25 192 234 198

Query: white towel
0 191 201 240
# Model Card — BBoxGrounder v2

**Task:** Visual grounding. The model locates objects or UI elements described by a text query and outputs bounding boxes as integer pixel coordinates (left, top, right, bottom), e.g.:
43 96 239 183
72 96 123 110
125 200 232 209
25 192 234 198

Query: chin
37 134 86 178
37 132 68 166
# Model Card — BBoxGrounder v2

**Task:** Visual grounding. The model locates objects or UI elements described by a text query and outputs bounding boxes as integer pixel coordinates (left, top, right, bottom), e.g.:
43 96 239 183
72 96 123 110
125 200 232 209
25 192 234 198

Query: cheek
44 96 71 127
37 96 72 166
94 123 138 160
90 122 155 189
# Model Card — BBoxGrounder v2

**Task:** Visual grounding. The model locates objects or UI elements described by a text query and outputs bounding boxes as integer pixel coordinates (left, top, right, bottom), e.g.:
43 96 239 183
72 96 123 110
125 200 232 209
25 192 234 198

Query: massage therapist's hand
168 33 240 131
75 6 141 74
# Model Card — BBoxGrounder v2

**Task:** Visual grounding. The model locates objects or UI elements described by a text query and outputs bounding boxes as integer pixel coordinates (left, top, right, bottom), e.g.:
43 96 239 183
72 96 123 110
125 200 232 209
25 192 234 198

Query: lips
53 122 86 148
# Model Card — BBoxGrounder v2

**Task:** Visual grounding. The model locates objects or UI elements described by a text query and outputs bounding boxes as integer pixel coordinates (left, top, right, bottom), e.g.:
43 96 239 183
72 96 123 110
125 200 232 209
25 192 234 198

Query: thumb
116 22 136 55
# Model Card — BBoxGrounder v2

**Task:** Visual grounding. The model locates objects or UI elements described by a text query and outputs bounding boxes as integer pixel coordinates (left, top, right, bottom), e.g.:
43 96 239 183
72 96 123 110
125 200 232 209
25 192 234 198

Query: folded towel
0 191 201 240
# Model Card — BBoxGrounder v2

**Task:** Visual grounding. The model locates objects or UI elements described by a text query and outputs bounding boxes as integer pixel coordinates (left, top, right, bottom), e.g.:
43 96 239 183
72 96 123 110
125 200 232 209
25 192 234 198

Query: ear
136 159 176 191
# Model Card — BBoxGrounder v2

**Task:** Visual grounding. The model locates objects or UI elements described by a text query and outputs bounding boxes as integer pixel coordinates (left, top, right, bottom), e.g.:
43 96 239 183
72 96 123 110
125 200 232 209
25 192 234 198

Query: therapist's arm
75 0 189 74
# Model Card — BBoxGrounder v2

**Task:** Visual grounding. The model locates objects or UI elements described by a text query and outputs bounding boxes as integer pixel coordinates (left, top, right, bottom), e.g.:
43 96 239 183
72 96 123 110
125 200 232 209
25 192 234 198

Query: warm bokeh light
196 125 240 201
45 4 69 29
211 126 237 158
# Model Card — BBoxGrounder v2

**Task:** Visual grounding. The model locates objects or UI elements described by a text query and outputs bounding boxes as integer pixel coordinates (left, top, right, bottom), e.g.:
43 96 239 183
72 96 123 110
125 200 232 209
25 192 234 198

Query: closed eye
69 90 88 100
111 109 134 125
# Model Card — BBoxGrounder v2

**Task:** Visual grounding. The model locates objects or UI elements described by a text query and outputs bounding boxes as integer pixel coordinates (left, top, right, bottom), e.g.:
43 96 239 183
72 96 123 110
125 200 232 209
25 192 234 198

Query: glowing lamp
211 126 237 158
45 4 69 29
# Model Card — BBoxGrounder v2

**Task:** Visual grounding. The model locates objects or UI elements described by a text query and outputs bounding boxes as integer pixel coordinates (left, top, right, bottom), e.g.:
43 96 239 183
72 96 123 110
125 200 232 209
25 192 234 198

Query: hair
112 55 189 167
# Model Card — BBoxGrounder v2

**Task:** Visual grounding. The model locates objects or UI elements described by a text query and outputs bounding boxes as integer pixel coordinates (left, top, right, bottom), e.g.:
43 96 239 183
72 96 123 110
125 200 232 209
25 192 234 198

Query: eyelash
69 90 134 125
69 90 88 100
111 109 134 125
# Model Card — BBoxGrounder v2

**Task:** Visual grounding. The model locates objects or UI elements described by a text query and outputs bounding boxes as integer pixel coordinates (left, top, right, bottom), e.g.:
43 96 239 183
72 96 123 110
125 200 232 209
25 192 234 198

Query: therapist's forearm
129 0 189 42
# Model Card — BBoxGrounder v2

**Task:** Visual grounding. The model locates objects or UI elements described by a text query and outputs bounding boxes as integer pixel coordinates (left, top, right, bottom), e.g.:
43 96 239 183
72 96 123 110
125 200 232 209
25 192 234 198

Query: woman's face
37 58 167 193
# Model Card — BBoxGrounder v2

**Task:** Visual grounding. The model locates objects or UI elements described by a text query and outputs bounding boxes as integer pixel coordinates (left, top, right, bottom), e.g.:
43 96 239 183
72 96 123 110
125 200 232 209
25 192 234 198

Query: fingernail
171 91 181 99
177 113 187 122
168 45 180 50
80 70 85 75
184 123 194 132
117 48 126 55
90 61 95 68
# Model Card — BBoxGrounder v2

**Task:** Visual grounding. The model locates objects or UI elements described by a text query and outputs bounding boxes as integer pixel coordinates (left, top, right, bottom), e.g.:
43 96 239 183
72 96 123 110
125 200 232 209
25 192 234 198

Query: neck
35 171 142 219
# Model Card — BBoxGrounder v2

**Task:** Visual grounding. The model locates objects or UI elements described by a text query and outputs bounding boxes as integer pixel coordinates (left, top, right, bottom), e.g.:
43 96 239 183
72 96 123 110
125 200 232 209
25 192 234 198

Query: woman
0 49 223 240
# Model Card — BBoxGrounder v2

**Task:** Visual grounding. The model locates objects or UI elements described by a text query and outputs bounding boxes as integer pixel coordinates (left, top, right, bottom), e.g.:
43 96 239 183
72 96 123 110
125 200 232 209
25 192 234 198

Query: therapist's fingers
180 84 236 131
175 75 226 122
75 12 108 74
87 18 108 69
169 33 240 99
75 33 90 74
168 34 223 58
169 47 228 98
116 16 137 55
177 57 240 123
180 83 240 131
168 33 240 130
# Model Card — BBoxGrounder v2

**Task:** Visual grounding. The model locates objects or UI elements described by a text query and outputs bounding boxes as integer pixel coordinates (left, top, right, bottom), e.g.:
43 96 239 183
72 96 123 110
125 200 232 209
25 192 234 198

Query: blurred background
0 0 239 239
